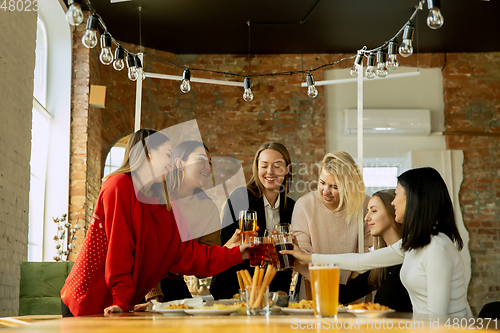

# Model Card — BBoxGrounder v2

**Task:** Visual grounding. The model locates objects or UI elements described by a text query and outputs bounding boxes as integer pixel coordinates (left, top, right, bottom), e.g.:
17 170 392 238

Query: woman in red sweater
61 129 251 316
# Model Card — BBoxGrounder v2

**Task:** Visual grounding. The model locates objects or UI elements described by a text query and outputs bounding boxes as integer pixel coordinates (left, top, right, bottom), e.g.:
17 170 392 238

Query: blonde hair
319 151 365 223
103 129 171 209
247 142 292 209
367 189 402 290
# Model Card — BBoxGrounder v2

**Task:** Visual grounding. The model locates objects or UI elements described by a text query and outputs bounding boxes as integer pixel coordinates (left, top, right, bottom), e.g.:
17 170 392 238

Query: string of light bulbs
65 0 444 101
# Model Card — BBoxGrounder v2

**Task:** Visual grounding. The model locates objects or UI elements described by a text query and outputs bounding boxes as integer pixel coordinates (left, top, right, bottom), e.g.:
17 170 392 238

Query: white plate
347 309 395 318
184 309 237 316
270 306 282 313
281 308 315 315
337 307 347 313
152 308 189 316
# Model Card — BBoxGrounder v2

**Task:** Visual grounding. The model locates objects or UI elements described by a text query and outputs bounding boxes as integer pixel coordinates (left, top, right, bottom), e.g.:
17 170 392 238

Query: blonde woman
210 142 296 299
291 151 372 300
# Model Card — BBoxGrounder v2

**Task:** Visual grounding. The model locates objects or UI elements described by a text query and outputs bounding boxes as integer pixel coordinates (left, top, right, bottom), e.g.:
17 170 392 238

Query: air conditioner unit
343 109 431 136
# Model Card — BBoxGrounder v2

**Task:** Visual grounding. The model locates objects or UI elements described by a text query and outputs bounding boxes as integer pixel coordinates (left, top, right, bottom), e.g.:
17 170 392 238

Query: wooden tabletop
1 312 497 332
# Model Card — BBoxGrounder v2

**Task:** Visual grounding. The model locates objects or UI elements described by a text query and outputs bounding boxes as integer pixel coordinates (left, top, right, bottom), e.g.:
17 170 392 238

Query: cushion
19 261 74 315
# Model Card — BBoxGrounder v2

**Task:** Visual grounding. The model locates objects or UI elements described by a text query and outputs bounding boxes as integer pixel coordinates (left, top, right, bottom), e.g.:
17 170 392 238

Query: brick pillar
68 13 94 260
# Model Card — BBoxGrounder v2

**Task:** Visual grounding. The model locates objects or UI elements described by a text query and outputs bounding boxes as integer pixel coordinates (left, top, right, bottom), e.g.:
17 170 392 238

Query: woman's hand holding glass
279 243 312 265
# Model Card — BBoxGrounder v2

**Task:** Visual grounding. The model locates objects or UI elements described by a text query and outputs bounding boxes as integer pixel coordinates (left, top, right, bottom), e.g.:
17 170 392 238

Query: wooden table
1 312 498 332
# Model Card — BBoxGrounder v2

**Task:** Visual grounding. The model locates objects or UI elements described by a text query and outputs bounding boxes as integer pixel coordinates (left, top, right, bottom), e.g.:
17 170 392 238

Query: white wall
0 7 37 317
325 67 446 158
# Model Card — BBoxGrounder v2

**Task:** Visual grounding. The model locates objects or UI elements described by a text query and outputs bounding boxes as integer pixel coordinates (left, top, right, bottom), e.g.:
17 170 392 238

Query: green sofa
19 261 74 315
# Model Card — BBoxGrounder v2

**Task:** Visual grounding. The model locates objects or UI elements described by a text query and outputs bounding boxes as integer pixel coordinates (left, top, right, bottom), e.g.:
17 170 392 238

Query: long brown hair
247 142 292 208
367 189 402 290
167 140 205 197
103 129 171 207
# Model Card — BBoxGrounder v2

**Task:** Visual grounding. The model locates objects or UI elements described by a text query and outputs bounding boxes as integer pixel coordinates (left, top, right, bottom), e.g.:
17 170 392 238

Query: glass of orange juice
309 262 339 318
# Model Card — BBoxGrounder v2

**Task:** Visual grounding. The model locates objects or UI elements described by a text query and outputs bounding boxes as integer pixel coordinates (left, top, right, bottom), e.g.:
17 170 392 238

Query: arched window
28 3 72 261
28 17 50 261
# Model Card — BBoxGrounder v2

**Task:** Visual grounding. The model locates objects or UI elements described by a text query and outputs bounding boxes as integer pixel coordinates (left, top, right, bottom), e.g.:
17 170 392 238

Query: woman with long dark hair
282 167 469 316
60 129 252 316
141 141 222 304
294 189 412 312
210 142 295 299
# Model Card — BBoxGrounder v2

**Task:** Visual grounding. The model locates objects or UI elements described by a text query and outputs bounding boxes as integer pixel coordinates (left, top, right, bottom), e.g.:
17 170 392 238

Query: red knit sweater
61 173 242 316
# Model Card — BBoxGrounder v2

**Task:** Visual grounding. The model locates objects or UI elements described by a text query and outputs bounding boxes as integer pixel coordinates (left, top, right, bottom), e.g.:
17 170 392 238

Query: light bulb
100 48 113 65
82 15 98 48
306 73 318 98
307 85 318 98
399 40 413 57
243 77 253 102
99 33 114 65
66 0 83 26
82 30 97 49
387 40 399 70
427 8 444 29
399 24 415 57
134 55 146 81
386 55 399 70
113 58 124 71
180 69 191 93
128 68 138 81
350 53 363 77
376 50 388 78
350 65 360 77
126 54 138 81
376 63 388 78
427 0 444 29
113 47 125 71
365 53 376 79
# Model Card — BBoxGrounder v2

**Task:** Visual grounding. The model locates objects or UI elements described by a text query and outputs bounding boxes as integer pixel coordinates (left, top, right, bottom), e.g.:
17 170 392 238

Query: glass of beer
248 237 266 267
273 233 295 271
274 223 290 234
309 262 339 318
239 210 257 244
262 233 279 267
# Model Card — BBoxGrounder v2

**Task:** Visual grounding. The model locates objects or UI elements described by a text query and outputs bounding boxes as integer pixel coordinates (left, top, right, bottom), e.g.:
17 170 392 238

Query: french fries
347 302 391 311
288 300 315 309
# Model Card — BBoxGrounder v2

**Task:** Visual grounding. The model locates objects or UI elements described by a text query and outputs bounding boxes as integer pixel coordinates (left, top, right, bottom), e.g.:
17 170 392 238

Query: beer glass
273 233 295 271
248 237 266 267
239 210 257 244
309 262 339 317
274 223 290 234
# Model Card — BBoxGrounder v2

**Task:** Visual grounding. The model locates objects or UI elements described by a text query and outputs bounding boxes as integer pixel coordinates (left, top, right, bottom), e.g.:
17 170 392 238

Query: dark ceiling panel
75 0 500 54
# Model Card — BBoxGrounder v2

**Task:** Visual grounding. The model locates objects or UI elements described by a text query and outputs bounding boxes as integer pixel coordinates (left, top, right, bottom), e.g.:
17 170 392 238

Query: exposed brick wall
91 42 329 197
67 13 101 260
0 10 37 317
442 53 500 315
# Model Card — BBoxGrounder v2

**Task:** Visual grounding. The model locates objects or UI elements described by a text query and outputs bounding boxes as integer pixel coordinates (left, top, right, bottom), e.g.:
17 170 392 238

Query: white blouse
312 233 470 316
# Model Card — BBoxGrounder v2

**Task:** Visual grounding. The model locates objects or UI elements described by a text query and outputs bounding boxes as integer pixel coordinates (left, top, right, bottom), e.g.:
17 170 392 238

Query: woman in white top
282 167 470 316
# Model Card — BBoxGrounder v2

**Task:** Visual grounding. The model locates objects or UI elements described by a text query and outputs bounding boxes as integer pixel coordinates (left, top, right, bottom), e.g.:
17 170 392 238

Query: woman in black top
210 143 295 300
